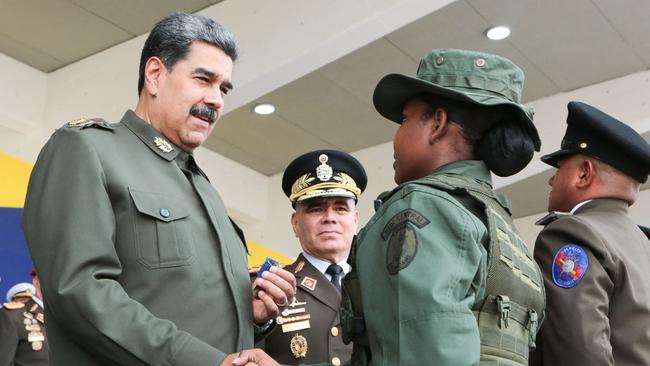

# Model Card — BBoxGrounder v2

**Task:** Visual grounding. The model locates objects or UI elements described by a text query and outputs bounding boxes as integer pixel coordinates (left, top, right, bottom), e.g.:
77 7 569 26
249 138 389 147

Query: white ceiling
1 0 649 218
0 0 224 72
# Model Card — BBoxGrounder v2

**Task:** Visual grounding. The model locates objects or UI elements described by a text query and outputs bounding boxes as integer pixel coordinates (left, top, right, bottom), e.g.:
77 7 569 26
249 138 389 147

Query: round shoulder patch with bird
551 244 589 288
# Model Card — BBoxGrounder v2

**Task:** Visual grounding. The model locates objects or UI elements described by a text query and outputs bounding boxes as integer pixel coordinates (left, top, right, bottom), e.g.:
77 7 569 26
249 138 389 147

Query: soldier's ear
291 212 299 237
143 57 165 97
429 107 448 144
576 159 595 188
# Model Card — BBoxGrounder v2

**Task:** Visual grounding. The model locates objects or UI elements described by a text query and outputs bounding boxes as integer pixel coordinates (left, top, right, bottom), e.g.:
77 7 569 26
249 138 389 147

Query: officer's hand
251 266 296 324
230 348 280 366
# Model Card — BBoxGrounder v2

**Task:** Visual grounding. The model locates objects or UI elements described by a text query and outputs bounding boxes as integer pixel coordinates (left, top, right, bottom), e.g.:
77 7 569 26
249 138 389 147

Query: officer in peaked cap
531 101 650 366
260 150 366 365
282 150 367 205
333 48 546 366
0 270 49 365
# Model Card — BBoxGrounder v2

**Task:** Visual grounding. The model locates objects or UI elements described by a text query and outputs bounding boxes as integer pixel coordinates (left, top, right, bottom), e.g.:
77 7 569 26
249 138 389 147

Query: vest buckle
496 295 510 328
527 308 539 348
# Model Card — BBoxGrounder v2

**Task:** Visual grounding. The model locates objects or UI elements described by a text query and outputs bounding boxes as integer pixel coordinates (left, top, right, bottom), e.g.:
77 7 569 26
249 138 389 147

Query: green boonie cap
373 48 540 150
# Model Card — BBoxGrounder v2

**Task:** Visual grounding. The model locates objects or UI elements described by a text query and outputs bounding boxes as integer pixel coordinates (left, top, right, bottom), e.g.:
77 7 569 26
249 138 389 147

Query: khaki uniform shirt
532 199 650 365
22 111 253 366
0 299 49 366
262 254 352 365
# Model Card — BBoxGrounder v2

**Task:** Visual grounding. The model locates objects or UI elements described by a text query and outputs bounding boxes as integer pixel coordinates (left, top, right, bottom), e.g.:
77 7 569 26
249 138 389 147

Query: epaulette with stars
67 118 114 131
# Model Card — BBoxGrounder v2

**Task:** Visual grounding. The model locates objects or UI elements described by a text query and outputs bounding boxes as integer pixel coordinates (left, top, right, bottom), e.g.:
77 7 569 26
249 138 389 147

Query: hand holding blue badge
257 257 279 278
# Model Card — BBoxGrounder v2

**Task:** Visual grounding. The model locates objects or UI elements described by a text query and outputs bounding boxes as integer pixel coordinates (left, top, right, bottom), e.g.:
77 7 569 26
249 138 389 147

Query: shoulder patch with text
552 244 589 288
383 209 429 275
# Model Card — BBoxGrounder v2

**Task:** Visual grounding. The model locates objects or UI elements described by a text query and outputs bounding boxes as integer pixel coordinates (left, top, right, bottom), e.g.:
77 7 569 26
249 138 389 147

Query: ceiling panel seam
590 0 649 69
211 136 283 173
382 36 419 64
67 1 137 36
0 31 64 64
273 108 344 150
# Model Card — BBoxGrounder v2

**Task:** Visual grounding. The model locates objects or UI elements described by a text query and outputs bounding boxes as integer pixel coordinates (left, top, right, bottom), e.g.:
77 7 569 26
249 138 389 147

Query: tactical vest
341 172 545 366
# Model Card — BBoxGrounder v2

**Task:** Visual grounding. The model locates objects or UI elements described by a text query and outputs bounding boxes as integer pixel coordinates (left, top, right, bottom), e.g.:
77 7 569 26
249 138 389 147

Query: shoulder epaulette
66 117 114 131
2 301 25 310
534 211 572 226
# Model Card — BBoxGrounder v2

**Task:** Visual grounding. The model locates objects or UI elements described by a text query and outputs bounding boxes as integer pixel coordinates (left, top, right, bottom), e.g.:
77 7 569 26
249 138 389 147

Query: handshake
226 258 294 366
222 349 281 366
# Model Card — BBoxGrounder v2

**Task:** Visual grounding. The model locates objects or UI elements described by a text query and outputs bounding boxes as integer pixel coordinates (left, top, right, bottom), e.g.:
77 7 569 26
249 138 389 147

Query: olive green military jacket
262 254 352 365
531 199 650 366
22 111 253 366
0 299 49 366
350 161 490 365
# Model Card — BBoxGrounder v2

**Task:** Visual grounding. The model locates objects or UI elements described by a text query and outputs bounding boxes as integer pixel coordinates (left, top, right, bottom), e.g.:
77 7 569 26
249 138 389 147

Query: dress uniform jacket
262 254 351 365
0 299 49 366
22 110 253 366
532 199 650 365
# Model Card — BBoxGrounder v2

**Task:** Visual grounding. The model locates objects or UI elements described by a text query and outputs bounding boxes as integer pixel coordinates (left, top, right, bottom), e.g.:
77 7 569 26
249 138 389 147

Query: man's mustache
190 105 217 124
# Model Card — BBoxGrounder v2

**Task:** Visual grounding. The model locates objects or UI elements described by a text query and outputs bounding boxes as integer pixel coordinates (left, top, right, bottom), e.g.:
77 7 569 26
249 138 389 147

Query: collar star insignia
154 137 173 153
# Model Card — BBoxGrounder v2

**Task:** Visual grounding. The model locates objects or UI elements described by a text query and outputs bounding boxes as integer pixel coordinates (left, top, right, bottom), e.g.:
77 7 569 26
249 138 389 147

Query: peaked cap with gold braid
282 150 367 205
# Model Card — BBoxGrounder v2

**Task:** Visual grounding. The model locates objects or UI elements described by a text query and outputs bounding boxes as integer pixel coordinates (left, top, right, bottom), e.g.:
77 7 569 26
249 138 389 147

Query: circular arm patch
551 244 589 288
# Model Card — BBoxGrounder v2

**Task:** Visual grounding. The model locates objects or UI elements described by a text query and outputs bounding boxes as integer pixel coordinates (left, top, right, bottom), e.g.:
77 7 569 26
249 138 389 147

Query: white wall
0 53 47 163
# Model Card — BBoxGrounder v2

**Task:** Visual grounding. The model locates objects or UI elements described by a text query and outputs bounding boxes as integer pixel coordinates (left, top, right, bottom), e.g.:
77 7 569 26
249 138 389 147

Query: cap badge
316 154 333 181
579 142 587 149
154 137 174 153
290 333 308 358
552 244 589 288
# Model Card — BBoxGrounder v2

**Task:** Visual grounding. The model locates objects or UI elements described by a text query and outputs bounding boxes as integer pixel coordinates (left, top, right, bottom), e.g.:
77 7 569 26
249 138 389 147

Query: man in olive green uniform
22 13 295 366
531 102 650 366
0 281 48 365
261 150 367 365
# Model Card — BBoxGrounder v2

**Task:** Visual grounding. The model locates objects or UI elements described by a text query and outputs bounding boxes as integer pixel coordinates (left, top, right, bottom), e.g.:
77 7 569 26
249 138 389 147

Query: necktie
326 264 344 292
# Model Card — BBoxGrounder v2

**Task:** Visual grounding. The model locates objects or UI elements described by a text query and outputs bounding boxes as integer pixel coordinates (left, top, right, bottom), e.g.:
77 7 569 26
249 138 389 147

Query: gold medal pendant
31 341 43 351
290 333 308 359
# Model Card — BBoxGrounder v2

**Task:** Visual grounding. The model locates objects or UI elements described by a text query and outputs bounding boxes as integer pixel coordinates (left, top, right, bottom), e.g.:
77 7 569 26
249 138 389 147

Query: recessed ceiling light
486 26 510 40
253 103 275 115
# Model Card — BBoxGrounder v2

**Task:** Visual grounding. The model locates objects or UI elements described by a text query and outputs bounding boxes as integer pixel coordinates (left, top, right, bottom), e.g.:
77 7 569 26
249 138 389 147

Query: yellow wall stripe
247 240 294 269
0 152 32 208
